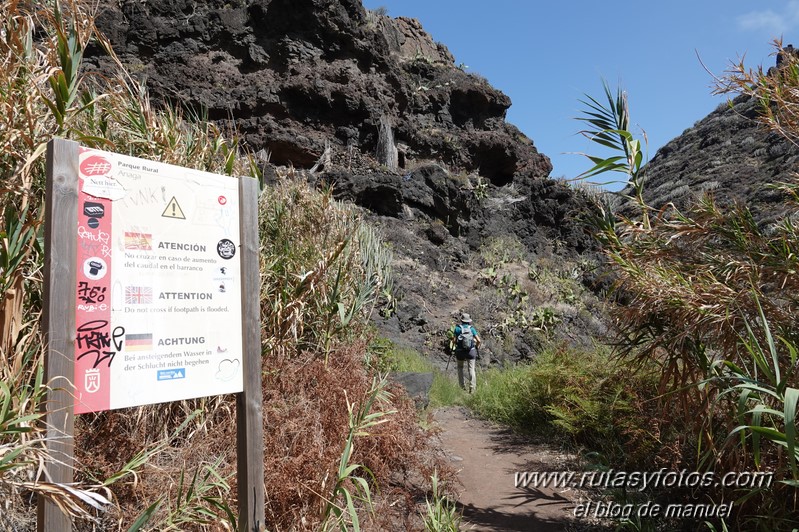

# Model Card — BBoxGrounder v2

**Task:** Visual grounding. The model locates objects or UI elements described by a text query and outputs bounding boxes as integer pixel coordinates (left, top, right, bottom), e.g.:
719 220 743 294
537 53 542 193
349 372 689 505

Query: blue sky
361 0 793 188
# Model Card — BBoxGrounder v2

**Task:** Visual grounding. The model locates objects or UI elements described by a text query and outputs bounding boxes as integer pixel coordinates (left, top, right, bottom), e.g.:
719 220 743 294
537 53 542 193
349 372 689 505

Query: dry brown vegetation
75 337 440 531
259 343 436 530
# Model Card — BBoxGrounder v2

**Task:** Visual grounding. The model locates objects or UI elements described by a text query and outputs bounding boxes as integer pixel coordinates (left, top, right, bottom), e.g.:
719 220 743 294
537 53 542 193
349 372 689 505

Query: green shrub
428 372 465 409
466 345 668 468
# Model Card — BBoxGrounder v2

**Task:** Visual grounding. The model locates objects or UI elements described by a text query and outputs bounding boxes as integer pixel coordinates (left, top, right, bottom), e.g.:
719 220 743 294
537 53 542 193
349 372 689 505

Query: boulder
389 371 434 409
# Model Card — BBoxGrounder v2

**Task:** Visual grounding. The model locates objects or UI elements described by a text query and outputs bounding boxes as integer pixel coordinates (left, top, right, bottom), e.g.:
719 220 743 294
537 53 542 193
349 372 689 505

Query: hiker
449 313 481 394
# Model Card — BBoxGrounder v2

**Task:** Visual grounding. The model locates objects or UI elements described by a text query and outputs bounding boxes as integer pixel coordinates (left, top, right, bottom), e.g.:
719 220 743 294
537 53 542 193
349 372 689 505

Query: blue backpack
456 324 475 351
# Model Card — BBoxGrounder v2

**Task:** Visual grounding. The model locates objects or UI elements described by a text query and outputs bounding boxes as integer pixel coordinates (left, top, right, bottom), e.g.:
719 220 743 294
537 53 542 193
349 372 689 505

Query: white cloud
738 10 784 33
737 1 799 35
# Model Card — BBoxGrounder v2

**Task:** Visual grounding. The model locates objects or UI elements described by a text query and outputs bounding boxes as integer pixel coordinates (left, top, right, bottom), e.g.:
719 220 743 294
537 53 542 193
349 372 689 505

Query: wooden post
236 176 265 531
39 138 79 531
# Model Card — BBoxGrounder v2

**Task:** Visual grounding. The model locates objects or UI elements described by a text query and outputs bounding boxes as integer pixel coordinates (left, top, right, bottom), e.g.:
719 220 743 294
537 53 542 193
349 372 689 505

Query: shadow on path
433 407 580 531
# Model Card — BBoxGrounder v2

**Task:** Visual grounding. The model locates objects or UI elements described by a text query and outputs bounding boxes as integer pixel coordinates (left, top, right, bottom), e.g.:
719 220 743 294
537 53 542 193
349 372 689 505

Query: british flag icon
125 286 152 304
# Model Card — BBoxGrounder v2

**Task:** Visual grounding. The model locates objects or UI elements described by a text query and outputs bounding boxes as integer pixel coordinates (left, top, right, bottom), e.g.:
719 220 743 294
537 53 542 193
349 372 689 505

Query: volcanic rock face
90 0 550 182
638 94 797 222
88 0 600 362
89 0 594 254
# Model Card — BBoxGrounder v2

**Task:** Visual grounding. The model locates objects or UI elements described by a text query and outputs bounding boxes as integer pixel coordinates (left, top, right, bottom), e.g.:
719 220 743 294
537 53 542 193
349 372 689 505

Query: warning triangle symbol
162 196 186 219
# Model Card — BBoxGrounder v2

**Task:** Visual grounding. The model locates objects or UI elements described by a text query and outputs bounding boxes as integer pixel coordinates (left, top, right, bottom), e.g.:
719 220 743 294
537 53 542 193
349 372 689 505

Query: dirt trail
433 407 580 531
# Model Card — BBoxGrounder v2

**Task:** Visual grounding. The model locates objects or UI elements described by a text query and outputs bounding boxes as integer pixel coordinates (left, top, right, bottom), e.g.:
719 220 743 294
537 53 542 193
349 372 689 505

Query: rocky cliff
636 94 797 223
88 0 599 245
88 0 602 362
90 0 548 180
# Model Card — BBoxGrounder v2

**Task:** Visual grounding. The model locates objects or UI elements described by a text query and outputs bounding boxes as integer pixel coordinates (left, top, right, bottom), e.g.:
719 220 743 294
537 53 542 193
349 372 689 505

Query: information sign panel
73 147 243 413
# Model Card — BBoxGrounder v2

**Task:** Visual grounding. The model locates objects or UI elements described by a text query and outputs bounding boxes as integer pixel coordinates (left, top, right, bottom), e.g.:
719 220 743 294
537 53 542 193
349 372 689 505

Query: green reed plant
701 303 799 517
577 79 649 228
127 457 236 532
716 39 799 147
322 224 394 360
96 410 203 489
421 470 461 532
162 458 236 531
259 180 394 361
1 342 112 524
467 345 663 467
0 204 41 358
577 79 799 421
732 311 799 481
321 375 396 531
577 75 799 527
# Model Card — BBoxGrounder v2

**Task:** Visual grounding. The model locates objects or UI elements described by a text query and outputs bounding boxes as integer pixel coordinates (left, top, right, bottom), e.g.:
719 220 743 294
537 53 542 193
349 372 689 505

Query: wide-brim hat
460 313 472 323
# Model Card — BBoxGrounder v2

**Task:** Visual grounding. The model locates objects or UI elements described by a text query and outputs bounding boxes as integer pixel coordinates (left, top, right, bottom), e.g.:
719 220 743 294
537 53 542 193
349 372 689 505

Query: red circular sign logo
80 155 112 177
218 195 227 205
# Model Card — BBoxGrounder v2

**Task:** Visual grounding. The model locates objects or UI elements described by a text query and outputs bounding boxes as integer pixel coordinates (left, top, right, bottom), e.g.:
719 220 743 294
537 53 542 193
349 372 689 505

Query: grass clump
466 345 669 469
421 470 461 532
321 375 395 531
368 337 465 409
370 337 434 373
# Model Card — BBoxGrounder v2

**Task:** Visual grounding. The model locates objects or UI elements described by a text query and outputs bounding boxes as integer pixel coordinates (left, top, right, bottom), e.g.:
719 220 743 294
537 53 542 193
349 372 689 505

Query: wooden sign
40 139 265 531
72 145 244 413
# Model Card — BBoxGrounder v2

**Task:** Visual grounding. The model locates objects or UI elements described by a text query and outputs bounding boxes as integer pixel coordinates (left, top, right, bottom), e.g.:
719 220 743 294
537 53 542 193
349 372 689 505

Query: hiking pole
445 338 454 371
